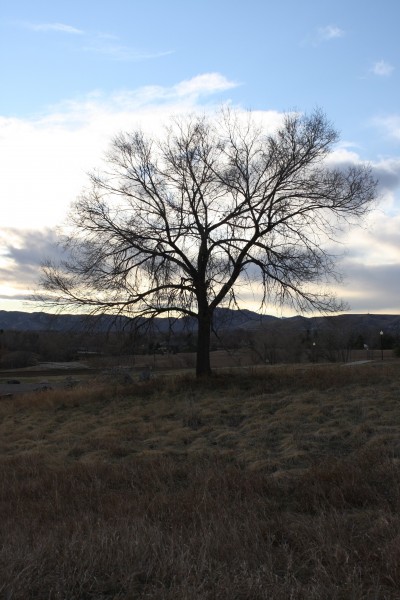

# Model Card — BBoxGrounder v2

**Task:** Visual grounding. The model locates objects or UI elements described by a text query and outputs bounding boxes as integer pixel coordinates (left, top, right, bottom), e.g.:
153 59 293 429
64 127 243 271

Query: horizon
1 306 399 320
1 0 399 315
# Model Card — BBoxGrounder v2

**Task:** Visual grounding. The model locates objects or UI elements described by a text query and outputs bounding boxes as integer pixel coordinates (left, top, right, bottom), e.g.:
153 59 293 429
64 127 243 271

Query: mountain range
0 309 399 336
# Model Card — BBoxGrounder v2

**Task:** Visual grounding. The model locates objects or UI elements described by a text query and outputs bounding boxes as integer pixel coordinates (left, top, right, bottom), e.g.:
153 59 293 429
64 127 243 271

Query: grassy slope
1 362 400 598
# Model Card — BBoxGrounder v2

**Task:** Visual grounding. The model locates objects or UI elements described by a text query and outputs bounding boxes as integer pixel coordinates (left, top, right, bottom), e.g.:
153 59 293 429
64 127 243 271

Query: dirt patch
0 361 94 396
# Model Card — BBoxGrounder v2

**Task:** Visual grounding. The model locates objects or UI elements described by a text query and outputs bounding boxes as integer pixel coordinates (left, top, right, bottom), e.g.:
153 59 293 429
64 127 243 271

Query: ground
1 359 400 598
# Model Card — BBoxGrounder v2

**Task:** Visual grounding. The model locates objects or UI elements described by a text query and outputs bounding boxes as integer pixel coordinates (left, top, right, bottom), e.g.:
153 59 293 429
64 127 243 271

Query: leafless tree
41 109 377 376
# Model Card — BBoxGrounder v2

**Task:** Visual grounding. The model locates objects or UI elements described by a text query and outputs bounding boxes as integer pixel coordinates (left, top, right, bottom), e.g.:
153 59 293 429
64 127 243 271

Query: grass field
1 361 400 598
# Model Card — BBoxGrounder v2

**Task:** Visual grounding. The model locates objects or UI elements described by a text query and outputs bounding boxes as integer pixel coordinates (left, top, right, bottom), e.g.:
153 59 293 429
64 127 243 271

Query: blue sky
1 0 400 314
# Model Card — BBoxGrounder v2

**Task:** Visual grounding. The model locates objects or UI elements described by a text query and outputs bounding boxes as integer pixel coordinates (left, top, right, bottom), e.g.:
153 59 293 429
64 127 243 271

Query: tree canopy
42 108 378 376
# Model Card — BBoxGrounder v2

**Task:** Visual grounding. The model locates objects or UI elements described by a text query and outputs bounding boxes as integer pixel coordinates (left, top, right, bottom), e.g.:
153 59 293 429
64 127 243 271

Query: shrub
0 351 39 369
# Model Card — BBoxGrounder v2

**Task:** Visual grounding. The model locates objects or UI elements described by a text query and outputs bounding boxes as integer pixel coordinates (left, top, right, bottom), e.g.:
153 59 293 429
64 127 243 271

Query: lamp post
380 330 384 361
312 341 316 363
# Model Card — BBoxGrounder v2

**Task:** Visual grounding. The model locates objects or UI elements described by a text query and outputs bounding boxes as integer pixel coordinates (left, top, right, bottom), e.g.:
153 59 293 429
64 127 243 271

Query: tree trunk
196 312 212 377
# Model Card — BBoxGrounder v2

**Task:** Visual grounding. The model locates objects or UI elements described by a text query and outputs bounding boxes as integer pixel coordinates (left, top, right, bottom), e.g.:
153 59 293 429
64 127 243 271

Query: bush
0 351 39 369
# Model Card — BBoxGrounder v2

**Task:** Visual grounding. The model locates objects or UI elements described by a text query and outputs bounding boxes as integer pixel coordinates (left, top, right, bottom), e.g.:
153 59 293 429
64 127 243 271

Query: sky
0 0 399 316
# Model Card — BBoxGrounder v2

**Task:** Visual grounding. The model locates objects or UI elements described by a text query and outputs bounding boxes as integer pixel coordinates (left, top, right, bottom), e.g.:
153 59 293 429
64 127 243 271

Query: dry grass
1 361 400 598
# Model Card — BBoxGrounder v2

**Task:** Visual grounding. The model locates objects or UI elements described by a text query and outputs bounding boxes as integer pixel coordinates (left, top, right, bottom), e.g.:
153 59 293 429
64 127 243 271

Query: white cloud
373 114 400 141
0 228 65 293
325 145 362 167
24 22 84 34
82 43 174 62
0 80 285 307
20 22 171 63
326 146 400 213
0 74 241 231
327 210 400 313
328 147 400 188
339 213 400 266
174 73 239 96
317 25 345 42
301 25 345 47
338 262 400 313
371 60 394 77
317 146 400 302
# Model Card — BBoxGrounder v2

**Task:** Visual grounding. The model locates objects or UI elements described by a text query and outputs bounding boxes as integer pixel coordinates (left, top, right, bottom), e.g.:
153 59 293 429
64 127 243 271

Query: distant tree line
0 319 399 369
239 320 400 365
0 326 200 368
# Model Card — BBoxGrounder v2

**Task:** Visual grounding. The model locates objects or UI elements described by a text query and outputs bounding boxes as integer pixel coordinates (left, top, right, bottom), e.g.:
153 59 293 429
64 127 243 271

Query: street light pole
380 330 384 361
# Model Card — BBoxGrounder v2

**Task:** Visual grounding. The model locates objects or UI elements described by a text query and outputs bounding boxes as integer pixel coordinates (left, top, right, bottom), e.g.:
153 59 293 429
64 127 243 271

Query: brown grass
1 361 400 598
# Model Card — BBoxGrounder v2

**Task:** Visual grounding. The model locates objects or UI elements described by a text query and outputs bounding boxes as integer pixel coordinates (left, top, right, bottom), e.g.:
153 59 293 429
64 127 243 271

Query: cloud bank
0 228 64 285
0 74 399 314
0 73 240 230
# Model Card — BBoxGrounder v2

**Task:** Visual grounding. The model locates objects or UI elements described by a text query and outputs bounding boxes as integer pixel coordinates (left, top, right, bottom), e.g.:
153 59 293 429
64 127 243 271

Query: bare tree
41 109 377 376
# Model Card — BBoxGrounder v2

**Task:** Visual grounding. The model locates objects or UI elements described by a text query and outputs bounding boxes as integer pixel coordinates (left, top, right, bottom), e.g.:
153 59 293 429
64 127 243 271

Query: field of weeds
1 361 400 598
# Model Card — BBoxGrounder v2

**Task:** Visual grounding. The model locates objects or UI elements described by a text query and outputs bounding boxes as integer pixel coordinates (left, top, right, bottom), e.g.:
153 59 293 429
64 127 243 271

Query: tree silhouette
42 109 377 376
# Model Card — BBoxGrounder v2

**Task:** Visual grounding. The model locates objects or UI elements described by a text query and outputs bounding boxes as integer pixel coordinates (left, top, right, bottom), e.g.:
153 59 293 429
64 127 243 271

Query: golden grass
1 362 399 471
1 361 400 598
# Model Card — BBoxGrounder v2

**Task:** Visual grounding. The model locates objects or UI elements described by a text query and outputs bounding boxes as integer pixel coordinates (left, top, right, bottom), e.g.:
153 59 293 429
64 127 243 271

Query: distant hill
0 309 399 336
0 308 277 333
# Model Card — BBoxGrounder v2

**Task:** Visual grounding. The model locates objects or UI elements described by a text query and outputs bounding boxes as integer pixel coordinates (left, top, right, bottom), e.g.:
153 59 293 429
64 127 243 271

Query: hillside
1 308 399 335
0 307 277 333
